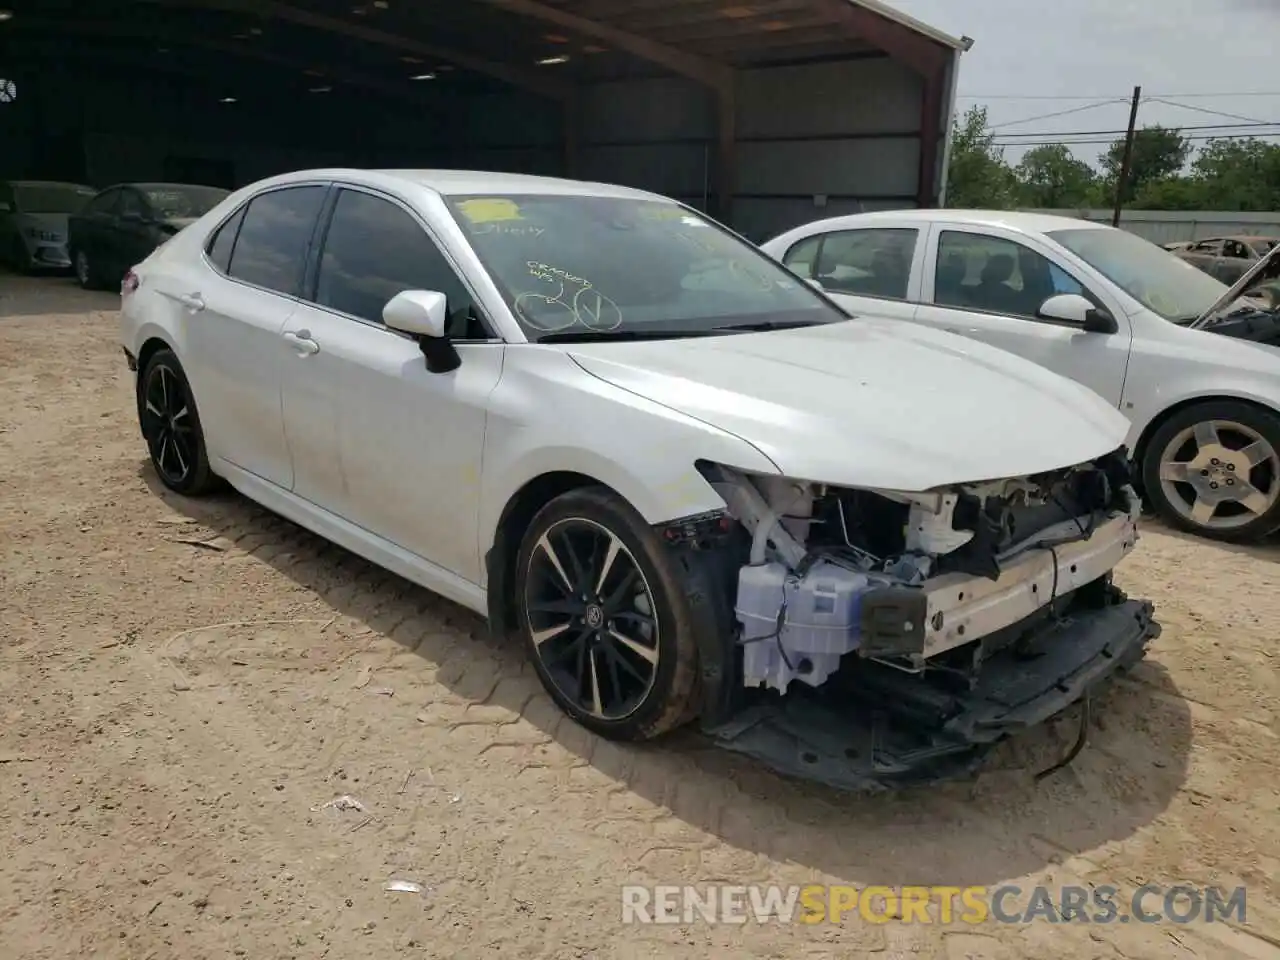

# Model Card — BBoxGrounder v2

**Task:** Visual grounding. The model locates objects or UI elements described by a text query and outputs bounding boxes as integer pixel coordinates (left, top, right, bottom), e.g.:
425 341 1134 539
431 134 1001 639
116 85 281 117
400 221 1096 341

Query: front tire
1141 399 1280 542
514 487 701 741
73 249 100 289
137 348 219 496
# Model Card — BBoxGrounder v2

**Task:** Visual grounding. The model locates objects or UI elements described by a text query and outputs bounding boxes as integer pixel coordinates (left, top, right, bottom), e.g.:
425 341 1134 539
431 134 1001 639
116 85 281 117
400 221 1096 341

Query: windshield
13 183 96 215
1048 226 1230 322
445 194 845 340
140 185 229 220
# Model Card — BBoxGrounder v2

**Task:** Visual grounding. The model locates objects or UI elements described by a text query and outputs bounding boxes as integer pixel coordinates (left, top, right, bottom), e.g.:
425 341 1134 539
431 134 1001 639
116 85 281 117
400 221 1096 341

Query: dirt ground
0 273 1277 960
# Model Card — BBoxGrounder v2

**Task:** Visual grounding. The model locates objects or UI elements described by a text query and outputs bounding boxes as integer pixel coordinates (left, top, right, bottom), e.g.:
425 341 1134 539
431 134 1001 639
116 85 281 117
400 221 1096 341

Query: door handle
282 330 320 356
178 292 205 312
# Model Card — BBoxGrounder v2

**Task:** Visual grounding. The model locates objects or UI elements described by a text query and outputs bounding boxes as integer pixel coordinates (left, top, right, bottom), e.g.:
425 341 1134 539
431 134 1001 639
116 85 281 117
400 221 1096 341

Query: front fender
1123 347 1280 450
477 349 781 585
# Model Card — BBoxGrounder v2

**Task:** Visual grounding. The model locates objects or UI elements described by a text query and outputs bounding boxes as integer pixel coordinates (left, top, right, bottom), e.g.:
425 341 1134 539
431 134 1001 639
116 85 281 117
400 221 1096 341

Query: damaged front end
677 449 1159 790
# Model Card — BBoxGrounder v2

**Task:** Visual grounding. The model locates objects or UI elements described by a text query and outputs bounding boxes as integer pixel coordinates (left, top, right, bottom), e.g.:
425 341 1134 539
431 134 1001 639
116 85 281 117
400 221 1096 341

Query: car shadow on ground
140 465 1195 889
1139 514 1280 563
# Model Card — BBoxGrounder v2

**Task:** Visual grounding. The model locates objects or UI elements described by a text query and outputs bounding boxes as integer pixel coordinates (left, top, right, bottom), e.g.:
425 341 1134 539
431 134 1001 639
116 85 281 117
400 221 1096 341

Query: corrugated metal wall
575 57 928 241
734 58 925 240
3 54 932 240
1029 209 1280 246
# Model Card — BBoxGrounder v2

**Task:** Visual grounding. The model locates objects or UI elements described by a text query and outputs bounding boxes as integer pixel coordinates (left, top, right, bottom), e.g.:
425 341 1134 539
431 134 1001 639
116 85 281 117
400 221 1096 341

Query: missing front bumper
706 597 1159 792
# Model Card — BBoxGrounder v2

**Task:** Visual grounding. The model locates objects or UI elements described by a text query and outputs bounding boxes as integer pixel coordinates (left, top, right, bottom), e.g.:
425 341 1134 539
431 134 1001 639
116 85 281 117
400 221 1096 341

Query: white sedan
761 210 1280 542
120 170 1159 788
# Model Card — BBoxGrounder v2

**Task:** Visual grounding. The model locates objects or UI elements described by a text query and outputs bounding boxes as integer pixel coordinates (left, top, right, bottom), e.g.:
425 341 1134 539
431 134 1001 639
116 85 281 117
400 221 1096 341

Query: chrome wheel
523 517 660 721
1158 419 1280 530
74 251 90 287
142 363 196 486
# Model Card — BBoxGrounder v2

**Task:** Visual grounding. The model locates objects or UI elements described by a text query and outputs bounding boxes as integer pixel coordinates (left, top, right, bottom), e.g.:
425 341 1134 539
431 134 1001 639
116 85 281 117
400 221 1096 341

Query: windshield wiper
535 328 723 344
710 319 825 333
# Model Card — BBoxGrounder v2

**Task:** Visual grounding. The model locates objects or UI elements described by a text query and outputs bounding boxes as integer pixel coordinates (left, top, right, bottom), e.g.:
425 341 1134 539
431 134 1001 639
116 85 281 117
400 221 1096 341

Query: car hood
15 212 69 236
566 319 1131 491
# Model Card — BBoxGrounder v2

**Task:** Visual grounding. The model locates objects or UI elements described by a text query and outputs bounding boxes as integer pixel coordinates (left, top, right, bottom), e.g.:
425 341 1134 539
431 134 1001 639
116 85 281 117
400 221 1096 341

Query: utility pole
1111 85 1142 227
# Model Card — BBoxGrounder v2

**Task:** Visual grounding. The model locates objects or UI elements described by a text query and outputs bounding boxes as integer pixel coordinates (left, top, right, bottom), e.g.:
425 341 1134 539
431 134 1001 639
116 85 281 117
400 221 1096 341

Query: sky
882 0 1280 168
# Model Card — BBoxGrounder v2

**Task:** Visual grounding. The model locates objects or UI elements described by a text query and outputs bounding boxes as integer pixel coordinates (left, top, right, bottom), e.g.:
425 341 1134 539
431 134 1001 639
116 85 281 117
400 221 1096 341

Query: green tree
1098 125 1192 205
944 106 1017 208
1013 144 1097 208
1131 176 1206 211
1188 137 1280 210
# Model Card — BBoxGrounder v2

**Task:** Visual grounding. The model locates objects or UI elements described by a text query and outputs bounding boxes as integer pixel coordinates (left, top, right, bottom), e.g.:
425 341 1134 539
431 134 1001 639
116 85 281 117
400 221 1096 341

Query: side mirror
1038 293 1117 333
383 290 461 374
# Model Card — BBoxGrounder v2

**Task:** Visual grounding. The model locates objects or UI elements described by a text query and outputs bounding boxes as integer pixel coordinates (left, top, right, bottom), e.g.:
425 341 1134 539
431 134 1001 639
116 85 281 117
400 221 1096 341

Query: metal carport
0 0 969 238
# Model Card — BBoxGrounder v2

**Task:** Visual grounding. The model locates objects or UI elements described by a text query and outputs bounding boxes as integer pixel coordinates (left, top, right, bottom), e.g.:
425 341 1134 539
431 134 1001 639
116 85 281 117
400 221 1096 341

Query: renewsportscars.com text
621 883 1247 926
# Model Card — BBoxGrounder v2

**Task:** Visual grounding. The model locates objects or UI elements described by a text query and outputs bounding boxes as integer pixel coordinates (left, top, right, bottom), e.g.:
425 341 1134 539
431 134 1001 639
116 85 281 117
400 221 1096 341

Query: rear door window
781 235 822 279
118 190 147 220
784 229 917 299
225 186 326 296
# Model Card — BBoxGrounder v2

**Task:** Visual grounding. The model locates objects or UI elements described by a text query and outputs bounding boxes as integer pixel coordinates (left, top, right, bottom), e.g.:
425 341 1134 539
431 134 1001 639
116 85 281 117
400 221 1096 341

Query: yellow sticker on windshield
457 198 523 223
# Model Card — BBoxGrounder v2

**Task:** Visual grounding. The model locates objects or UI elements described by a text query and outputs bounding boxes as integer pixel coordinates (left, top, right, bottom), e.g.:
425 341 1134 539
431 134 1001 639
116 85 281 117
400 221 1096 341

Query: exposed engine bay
681 448 1160 789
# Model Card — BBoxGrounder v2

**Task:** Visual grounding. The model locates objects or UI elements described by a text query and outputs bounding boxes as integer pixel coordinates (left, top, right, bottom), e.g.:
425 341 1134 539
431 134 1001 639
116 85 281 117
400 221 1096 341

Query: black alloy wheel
137 349 218 495
515 488 700 741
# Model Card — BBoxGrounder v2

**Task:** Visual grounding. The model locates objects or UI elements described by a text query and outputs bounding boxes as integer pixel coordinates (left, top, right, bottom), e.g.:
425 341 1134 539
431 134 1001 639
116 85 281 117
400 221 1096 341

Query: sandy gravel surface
1 274 1276 959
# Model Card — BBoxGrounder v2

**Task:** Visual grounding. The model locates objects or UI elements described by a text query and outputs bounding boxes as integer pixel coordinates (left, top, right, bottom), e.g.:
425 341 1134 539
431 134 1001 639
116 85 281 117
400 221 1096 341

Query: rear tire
514 487 701 741
137 348 220 496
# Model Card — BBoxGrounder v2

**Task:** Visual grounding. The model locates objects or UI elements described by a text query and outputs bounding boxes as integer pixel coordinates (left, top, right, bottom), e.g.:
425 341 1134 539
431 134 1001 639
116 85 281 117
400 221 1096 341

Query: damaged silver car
120 170 1160 790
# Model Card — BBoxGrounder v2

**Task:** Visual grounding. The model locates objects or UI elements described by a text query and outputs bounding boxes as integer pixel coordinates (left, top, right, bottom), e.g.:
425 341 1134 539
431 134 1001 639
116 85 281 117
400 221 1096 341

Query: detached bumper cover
707 598 1159 792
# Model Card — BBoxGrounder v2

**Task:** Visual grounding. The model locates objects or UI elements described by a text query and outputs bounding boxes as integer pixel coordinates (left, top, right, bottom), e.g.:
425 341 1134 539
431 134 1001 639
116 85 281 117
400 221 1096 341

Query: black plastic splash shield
705 599 1160 793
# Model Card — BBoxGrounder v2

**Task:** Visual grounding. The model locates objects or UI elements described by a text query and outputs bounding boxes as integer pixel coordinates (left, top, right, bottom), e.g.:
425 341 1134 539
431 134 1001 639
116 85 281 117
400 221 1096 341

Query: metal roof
0 0 967 100
846 0 971 52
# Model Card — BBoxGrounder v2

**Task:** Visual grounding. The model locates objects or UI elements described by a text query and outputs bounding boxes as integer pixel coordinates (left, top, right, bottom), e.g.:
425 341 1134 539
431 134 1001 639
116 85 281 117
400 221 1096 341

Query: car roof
103 182 229 192
810 208 1112 235
7 179 94 189
261 167 671 202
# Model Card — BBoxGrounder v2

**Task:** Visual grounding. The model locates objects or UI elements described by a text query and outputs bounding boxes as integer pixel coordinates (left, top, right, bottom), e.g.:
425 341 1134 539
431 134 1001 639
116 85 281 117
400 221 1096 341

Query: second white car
763 210 1280 542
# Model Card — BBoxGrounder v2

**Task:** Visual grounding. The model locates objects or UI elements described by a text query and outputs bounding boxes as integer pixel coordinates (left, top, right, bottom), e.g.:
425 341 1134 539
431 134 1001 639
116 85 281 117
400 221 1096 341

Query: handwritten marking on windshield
469 222 545 238
528 261 589 287
515 260 622 333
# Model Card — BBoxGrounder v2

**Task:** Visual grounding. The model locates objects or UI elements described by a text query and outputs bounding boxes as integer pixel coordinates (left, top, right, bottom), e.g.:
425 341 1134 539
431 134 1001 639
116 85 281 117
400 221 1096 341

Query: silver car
0 180 98 272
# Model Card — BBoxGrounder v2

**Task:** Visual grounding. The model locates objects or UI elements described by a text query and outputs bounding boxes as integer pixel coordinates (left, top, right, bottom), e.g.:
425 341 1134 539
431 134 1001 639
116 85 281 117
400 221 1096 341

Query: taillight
122 269 139 296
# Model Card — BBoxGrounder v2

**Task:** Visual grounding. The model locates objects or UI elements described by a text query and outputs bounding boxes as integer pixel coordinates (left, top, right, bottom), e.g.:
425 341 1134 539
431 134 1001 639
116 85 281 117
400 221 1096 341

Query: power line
992 133 1280 148
958 91 1280 100
986 99 1132 130
993 120 1280 140
1144 96 1276 126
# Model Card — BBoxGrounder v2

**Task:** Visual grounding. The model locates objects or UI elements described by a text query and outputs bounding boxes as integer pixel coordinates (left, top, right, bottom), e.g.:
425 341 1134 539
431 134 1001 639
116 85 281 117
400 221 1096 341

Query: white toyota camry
120 169 1160 788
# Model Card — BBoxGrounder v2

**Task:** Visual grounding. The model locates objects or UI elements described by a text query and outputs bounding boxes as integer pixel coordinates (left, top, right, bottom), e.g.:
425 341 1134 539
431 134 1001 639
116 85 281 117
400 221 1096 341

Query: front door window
934 231 1087 320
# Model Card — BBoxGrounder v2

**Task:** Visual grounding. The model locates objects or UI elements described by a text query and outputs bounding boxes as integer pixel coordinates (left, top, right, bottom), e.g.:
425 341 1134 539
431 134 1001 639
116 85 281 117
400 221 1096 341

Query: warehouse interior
0 0 968 239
